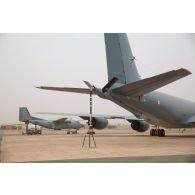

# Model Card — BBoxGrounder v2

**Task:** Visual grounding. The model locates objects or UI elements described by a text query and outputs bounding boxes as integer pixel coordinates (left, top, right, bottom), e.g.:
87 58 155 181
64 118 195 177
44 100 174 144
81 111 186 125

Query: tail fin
104 33 140 85
19 107 32 122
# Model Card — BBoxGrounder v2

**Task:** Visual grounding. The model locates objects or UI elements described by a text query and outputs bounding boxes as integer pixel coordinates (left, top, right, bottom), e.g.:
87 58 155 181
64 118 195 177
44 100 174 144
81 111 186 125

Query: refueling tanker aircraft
37 33 195 137
19 107 84 131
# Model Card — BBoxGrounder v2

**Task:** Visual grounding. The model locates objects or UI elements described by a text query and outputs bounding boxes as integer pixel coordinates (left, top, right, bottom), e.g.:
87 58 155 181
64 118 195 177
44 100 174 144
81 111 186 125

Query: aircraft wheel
157 129 161 137
161 129 165 137
158 129 165 137
154 129 158 136
150 129 157 136
150 129 154 136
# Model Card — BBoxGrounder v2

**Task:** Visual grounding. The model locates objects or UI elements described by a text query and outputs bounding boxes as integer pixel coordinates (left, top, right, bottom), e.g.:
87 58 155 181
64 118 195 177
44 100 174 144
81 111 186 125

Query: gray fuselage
29 119 83 130
103 90 195 128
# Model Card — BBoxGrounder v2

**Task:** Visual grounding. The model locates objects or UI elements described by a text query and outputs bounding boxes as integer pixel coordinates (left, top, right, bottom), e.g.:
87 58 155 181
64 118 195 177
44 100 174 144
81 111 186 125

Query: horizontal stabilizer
36 86 96 95
113 68 191 96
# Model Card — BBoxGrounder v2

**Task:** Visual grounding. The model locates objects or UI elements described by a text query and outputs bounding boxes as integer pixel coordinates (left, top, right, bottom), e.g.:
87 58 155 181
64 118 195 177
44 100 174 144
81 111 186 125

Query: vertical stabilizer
104 33 140 85
19 107 31 122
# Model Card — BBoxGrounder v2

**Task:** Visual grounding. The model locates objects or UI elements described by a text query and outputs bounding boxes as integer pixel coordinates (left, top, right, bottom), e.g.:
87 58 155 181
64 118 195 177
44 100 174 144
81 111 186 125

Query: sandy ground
1 128 195 163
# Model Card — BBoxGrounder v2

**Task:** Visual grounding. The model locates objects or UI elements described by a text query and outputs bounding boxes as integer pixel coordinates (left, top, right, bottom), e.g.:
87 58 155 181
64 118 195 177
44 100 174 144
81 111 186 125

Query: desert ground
1 127 195 163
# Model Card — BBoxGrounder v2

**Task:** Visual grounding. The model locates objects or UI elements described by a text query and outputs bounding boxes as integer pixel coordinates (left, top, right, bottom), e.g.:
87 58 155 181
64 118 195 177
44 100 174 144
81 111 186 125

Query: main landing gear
150 128 165 137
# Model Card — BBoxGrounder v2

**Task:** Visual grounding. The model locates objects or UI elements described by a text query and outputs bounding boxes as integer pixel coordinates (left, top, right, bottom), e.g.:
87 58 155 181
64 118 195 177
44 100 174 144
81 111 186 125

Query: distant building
0 124 26 130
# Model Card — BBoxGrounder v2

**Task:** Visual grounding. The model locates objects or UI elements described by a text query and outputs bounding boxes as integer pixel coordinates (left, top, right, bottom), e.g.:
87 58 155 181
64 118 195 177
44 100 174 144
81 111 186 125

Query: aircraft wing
112 68 191 96
31 116 43 121
36 86 96 95
53 117 68 124
36 112 142 121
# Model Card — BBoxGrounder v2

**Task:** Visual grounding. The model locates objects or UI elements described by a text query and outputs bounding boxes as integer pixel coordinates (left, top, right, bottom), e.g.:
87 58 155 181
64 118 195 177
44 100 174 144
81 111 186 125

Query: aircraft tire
153 129 158 136
150 129 154 136
158 129 165 137
150 129 157 136
157 129 161 137
161 129 165 137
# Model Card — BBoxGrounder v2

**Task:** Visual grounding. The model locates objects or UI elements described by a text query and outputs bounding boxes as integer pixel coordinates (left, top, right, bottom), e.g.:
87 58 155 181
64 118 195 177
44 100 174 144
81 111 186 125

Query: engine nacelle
88 117 108 130
131 120 149 132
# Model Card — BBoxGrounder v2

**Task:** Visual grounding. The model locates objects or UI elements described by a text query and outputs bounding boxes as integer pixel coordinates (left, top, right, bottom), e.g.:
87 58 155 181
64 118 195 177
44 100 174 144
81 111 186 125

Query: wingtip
179 68 192 75
185 68 192 75
83 80 92 88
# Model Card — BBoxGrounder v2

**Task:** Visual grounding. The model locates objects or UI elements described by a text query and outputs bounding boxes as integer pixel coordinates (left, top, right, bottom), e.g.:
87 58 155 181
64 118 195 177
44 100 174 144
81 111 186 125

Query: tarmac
1 128 195 163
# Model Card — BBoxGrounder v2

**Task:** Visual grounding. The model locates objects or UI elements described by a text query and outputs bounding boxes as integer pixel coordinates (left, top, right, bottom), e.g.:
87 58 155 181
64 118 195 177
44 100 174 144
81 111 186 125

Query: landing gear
150 129 157 136
158 129 165 137
23 122 42 135
150 128 165 137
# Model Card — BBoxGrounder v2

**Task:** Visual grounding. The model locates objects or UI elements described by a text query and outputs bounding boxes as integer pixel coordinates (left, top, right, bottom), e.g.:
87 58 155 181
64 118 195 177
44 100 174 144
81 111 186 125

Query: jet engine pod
131 120 149 132
88 117 108 130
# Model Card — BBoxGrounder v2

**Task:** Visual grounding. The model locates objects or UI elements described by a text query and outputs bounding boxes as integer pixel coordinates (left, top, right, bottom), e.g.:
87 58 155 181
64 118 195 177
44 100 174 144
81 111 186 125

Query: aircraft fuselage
102 90 195 128
29 119 83 130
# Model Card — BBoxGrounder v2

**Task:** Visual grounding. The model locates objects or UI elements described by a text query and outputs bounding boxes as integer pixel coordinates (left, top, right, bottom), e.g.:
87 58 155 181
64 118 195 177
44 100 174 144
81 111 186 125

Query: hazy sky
0 33 195 124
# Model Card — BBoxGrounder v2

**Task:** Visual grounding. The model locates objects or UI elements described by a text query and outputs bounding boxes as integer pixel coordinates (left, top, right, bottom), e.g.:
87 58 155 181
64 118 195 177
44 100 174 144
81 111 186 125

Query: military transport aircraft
20 107 130 132
19 107 84 132
37 33 194 137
